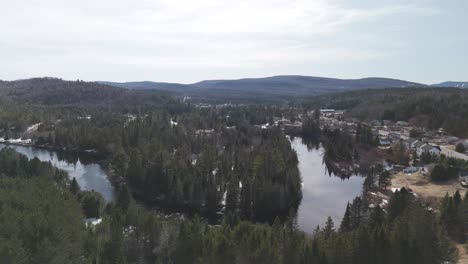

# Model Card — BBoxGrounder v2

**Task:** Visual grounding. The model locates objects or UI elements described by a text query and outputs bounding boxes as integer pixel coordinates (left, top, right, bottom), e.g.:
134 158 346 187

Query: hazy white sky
0 0 466 83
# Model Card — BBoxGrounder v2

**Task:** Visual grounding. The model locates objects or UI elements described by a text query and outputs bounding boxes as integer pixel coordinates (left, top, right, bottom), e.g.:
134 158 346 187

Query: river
291 137 365 233
0 144 115 202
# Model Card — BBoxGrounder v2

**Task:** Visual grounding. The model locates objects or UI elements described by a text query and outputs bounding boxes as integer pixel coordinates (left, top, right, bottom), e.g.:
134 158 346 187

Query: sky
0 0 466 84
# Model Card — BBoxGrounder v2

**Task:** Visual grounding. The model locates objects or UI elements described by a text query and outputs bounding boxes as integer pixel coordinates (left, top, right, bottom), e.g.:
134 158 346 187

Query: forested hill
303 87 468 137
100 75 424 103
99 80 193 93
0 77 176 109
192 75 423 92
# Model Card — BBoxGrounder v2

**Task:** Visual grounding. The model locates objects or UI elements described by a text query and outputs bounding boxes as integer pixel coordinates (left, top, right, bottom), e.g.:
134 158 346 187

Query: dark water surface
291 138 364 233
0 144 115 202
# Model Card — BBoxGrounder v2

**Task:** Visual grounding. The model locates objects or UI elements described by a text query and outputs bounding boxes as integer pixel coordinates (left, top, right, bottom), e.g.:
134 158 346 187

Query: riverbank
0 139 102 158
0 143 115 202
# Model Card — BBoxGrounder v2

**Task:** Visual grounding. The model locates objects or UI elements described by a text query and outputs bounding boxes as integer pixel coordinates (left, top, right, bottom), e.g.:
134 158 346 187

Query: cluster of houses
364 119 448 158
310 110 449 159
404 138 441 156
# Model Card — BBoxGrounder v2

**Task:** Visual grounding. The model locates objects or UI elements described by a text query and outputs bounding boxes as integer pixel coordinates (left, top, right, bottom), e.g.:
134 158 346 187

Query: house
405 138 419 149
396 121 410 126
379 137 392 146
388 132 401 141
413 140 426 150
417 143 441 156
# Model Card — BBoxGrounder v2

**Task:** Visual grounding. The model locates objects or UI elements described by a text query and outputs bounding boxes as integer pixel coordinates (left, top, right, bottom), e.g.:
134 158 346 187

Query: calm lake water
291 137 365 233
0 144 115 202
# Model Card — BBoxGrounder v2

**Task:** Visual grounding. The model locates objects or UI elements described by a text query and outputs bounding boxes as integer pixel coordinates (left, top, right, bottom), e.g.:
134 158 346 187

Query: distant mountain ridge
99 75 425 102
0 76 465 105
101 75 424 91
192 75 423 90
98 81 192 92
431 81 468 88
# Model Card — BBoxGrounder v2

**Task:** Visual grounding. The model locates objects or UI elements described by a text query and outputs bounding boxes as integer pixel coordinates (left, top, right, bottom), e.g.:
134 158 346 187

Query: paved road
440 146 468 161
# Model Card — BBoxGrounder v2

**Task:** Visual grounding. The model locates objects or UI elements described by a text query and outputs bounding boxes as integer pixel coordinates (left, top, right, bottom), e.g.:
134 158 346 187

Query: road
440 146 468 161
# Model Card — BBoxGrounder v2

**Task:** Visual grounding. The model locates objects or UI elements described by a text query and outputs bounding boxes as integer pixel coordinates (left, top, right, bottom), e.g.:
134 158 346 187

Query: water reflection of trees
319 127 358 179
322 151 376 180
301 137 320 151
55 149 102 165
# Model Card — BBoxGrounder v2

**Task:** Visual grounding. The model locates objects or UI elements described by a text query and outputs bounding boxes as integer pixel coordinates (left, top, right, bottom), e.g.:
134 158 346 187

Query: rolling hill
100 75 425 102
0 77 174 109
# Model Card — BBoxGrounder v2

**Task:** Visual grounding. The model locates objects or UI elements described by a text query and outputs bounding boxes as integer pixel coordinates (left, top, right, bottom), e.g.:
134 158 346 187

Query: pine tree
322 217 335 240
340 203 352 232
225 178 239 212
454 190 462 208
349 197 364 229
369 205 385 228
111 149 129 180
117 185 131 211
70 177 80 195
379 171 392 190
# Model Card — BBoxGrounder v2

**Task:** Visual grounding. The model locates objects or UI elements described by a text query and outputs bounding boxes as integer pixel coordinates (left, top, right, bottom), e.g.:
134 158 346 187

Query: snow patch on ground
26 123 41 132
0 138 32 144
85 218 102 227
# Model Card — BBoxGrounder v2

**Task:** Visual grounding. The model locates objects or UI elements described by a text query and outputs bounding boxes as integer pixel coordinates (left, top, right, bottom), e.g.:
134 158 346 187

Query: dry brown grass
457 244 468 264
391 172 466 207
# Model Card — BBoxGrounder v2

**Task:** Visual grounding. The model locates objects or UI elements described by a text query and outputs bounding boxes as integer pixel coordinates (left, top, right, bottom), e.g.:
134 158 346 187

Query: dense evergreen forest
38 108 303 220
303 87 468 137
0 78 464 263
0 147 458 263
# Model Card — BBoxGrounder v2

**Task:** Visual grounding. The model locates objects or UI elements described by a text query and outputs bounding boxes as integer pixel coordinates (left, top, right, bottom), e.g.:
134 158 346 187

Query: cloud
0 0 446 82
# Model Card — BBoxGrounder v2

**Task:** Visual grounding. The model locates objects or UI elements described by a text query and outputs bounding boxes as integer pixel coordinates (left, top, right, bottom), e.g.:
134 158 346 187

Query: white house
417 143 441 156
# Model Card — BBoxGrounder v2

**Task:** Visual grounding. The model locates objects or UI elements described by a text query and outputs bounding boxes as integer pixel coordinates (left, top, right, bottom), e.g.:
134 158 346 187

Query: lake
291 137 365 233
0 144 115 202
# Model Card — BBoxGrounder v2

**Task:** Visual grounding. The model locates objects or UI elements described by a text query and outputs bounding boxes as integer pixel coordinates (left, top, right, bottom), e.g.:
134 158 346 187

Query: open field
391 171 466 207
